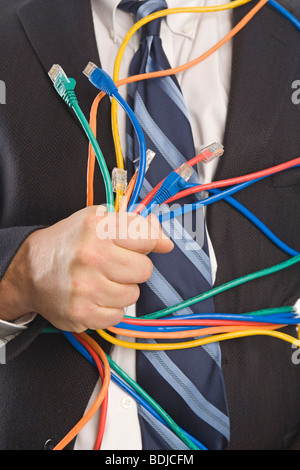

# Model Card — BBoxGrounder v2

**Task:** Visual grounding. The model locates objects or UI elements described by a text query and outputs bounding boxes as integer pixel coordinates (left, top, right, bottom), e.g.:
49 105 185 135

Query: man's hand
0 206 173 332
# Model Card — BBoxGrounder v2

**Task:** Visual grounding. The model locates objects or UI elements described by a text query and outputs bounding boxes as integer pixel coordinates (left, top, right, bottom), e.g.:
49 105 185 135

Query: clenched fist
0 205 173 332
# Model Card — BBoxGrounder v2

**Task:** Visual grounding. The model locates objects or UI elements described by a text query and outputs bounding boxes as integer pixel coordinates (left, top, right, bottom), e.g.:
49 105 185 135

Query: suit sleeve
0 226 42 283
0 226 49 362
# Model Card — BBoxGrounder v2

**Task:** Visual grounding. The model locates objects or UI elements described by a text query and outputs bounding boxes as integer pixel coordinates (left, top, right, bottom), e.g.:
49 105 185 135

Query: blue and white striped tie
118 0 230 450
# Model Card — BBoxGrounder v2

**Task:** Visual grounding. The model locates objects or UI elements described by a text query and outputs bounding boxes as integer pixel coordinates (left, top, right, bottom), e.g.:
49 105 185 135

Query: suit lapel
17 0 101 120
17 0 117 202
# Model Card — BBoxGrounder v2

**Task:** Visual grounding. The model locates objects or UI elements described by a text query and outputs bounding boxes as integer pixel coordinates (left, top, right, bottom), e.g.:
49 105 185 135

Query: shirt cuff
0 313 36 341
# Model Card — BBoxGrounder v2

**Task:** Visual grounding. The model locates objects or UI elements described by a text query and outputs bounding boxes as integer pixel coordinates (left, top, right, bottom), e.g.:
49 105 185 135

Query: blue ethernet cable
62 331 207 450
157 173 299 258
116 312 299 332
83 63 147 212
158 177 264 222
207 187 299 257
140 163 195 218
115 318 299 332
269 0 300 30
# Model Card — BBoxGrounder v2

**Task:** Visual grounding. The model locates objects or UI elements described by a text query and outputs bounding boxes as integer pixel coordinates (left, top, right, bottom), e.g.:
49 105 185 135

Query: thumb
147 213 174 254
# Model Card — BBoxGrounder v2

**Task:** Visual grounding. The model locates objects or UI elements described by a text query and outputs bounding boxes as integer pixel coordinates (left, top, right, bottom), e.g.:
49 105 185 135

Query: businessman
0 0 300 450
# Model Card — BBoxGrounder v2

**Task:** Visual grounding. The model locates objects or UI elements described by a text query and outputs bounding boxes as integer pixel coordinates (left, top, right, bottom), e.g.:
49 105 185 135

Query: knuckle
134 236 155 255
81 211 97 232
70 277 80 297
127 284 140 305
148 212 160 229
74 241 111 268
101 308 124 328
117 283 140 307
139 238 152 253
74 244 91 266
67 304 86 330
96 240 114 267
70 323 86 334
139 257 153 282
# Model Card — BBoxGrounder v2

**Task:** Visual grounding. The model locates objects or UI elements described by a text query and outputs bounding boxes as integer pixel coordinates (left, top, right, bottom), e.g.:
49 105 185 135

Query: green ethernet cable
48 64 114 210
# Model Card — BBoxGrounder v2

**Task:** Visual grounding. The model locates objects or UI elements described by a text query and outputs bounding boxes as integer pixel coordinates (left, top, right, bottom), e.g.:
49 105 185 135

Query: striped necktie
118 0 230 450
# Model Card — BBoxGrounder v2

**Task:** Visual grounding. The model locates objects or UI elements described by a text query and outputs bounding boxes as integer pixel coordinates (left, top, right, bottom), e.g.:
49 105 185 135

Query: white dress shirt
0 0 236 450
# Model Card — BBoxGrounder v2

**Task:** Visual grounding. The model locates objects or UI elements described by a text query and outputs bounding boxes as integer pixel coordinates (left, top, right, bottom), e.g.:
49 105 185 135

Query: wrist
0 232 39 322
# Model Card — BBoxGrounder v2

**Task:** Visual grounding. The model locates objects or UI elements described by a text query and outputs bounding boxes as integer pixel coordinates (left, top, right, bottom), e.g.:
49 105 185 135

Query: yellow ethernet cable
97 327 300 351
111 0 254 170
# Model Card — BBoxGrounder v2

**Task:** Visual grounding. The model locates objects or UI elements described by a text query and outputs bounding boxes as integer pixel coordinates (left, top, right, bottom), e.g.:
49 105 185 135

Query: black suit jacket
0 0 300 450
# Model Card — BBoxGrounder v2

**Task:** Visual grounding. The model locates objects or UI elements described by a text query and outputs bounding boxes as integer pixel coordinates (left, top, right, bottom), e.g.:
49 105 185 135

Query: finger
147 213 174 253
64 306 125 332
111 213 174 254
84 306 125 330
99 244 153 285
97 277 141 309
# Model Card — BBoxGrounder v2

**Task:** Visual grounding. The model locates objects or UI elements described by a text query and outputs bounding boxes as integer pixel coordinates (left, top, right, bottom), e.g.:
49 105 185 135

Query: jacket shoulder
0 0 29 18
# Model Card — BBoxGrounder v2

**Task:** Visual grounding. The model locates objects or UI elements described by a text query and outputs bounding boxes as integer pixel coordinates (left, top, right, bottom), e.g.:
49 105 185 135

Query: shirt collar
93 0 120 39
95 0 207 40
165 0 206 40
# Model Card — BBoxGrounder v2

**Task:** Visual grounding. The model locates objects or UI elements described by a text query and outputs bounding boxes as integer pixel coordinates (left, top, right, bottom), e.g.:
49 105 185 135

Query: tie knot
118 0 168 37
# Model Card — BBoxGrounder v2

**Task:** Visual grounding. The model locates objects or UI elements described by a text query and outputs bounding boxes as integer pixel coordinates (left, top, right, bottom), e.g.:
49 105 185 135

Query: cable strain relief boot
83 62 118 97
154 186 171 205
63 87 78 107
